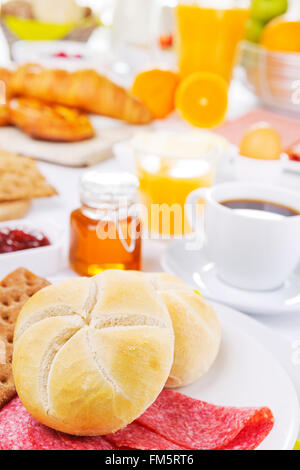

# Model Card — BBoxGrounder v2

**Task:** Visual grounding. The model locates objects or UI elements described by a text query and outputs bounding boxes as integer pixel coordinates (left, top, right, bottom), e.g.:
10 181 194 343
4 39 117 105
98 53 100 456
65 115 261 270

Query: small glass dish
238 40 300 114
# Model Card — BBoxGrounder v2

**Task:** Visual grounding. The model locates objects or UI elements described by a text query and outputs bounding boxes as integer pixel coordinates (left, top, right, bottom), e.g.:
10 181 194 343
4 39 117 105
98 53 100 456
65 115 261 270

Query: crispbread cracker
0 151 57 201
0 268 50 409
0 199 31 221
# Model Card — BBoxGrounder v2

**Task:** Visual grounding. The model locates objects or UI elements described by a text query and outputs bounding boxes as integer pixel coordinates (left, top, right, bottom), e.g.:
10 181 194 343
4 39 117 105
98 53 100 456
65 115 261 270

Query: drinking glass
133 131 228 237
175 0 250 82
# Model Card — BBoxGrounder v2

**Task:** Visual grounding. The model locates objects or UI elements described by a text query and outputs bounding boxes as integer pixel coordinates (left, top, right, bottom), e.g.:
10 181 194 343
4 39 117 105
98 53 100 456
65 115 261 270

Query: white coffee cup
185 182 300 291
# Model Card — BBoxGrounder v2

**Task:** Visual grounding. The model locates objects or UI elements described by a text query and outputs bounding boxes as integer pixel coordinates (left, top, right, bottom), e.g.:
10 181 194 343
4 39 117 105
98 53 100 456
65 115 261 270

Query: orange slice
175 72 228 128
131 69 180 120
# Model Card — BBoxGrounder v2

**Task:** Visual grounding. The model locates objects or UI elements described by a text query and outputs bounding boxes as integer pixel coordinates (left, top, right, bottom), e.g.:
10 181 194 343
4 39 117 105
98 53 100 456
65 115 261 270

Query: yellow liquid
137 156 215 236
176 5 249 82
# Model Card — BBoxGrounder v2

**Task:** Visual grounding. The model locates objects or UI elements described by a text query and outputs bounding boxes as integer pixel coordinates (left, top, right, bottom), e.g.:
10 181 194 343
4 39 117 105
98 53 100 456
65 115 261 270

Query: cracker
0 199 31 222
0 151 57 201
0 268 50 410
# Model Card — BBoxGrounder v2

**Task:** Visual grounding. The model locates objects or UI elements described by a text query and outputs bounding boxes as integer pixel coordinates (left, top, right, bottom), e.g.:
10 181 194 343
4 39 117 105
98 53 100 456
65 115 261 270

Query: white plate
179 301 300 450
208 302 300 415
284 159 300 175
162 239 300 316
11 41 110 72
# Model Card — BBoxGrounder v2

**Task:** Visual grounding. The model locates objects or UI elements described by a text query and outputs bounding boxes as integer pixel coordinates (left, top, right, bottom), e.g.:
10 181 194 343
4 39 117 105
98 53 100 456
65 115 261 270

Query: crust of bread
9 97 94 142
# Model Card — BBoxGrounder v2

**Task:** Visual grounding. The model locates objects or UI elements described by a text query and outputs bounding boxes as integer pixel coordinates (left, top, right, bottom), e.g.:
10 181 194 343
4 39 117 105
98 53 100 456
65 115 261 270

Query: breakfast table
0 24 300 447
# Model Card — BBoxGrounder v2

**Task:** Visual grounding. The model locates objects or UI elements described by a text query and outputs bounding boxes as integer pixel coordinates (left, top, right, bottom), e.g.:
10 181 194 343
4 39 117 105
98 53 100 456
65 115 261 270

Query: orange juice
134 132 229 236
138 158 215 236
176 3 249 82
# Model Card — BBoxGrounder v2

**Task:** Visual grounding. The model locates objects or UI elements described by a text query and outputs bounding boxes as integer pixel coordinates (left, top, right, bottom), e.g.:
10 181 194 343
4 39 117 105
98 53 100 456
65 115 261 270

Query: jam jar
69 171 142 276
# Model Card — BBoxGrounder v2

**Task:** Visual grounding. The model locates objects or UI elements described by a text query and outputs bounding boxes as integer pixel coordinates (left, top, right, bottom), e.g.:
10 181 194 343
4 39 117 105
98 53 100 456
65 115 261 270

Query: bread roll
12 271 174 436
31 0 83 24
146 273 221 388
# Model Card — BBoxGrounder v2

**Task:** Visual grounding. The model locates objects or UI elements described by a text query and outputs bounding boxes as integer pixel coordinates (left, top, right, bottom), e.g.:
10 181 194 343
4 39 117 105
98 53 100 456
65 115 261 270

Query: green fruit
251 0 288 23
245 17 265 42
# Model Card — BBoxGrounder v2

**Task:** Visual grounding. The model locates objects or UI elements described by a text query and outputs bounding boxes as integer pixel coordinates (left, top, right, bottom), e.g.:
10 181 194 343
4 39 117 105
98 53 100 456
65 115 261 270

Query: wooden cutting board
0 116 150 167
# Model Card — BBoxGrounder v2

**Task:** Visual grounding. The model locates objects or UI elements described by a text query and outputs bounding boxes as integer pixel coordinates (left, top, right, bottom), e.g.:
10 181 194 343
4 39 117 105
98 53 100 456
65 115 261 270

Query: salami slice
216 108 300 148
59 432 116 450
137 390 274 450
106 422 186 450
219 408 274 450
0 397 36 450
29 420 70 450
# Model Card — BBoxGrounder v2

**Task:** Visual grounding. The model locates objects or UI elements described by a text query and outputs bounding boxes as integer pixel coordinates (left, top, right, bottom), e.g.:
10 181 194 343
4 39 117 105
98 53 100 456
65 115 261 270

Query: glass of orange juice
176 0 250 82
133 131 229 237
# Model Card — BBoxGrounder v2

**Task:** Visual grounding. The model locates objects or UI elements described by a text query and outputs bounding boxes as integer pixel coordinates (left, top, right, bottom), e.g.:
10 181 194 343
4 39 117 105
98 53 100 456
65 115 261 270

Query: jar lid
80 171 139 207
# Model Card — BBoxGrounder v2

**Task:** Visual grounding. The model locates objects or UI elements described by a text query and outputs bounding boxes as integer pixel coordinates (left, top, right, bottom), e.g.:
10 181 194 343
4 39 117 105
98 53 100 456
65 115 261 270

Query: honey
69 172 142 276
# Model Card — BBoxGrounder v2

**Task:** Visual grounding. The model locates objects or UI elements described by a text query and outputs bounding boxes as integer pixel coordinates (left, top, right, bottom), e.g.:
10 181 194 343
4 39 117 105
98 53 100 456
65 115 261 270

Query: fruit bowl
238 40 300 114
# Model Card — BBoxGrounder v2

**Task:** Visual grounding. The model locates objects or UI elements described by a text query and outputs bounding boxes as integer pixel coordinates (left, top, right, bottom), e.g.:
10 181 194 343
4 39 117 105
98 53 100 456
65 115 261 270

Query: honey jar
69 171 142 276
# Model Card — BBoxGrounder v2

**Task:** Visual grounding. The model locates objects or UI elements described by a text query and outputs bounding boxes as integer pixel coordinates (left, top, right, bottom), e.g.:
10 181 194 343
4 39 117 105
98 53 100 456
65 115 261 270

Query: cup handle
185 188 208 237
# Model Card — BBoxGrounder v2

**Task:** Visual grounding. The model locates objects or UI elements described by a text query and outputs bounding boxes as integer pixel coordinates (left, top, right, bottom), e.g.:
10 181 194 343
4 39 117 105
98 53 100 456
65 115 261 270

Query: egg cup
235 153 284 184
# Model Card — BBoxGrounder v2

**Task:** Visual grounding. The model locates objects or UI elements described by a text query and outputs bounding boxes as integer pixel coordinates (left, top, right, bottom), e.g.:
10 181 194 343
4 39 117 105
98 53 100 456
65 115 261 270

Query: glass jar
175 0 250 82
69 171 142 276
133 131 229 237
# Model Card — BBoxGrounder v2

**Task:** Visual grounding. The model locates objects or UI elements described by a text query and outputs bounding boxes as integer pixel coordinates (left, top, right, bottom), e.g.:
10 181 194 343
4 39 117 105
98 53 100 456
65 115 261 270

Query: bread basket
0 1 100 57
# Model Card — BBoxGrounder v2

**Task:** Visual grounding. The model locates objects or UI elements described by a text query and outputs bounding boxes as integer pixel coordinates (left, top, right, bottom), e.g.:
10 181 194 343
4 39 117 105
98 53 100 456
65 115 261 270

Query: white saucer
161 239 300 316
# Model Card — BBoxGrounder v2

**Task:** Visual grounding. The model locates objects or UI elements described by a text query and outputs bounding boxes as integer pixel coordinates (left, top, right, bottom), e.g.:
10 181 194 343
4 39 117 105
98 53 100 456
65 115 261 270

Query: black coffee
221 199 300 217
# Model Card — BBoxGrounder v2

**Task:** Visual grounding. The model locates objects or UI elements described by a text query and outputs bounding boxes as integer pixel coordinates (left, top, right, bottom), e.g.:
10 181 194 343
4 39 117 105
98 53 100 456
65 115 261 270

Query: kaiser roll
146 273 221 388
12 270 174 436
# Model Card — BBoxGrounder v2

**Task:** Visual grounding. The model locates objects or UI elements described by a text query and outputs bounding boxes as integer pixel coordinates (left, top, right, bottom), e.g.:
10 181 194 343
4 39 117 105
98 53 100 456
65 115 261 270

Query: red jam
159 34 174 49
52 52 83 59
0 229 50 254
289 153 300 162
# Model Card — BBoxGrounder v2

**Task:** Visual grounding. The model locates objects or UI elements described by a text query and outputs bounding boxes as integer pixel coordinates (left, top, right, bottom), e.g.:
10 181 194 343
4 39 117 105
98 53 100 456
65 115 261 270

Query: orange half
175 72 228 128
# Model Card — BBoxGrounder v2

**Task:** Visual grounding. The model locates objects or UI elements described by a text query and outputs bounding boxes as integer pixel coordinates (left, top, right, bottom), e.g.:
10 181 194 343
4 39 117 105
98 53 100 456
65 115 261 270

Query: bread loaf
12 271 174 436
146 273 221 388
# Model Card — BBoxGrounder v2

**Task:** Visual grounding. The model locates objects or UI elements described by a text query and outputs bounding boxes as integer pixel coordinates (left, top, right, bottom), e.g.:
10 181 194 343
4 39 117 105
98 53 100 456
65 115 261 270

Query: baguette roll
146 273 221 388
13 271 174 436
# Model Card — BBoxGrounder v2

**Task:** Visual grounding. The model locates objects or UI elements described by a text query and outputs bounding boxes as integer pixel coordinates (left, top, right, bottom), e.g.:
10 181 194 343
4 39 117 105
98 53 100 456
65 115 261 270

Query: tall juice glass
176 0 250 82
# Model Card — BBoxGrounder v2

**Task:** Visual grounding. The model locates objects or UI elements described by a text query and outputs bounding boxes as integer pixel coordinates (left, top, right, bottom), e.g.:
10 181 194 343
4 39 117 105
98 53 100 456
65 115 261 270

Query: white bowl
0 219 65 279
